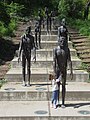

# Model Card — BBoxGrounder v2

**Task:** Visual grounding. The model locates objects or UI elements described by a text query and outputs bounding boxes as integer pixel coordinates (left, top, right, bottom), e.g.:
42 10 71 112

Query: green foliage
0 79 7 88
58 0 68 18
58 0 84 19
7 2 25 18
0 22 8 37
0 19 17 37
67 18 90 36
0 1 24 37
0 2 10 26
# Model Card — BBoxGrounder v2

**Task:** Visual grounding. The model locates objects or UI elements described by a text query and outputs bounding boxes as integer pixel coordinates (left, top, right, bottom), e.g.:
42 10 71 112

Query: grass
0 79 7 89
67 18 90 37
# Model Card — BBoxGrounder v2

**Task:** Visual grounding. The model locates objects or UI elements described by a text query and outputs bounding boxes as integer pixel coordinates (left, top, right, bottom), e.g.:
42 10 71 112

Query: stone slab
11 57 81 70
0 101 90 120
0 82 90 101
41 41 73 49
5 68 89 82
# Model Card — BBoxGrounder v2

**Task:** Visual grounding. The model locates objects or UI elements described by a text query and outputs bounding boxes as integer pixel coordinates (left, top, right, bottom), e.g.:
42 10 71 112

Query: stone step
82 59 90 63
74 42 90 47
11 57 82 70
15 48 77 59
0 100 90 120
14 30 80 37
5 68 89 82
71 36 88 40
75 46 90 50
72 38 89 43
1 82 90 101
41 35 79 41
77 49 90 54
36 48 76 57
13 34 79 42
41 41 73 49
12 37 73 49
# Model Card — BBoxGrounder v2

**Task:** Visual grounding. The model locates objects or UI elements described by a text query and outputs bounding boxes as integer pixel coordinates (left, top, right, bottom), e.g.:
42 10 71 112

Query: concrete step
0 100 90 120
14 29 80 37
41 41 73 49
11 57 82 70
75 46 90 51
12 37 73 49
36 48 77 58
15 48 77 58
5 68 89 82
71 36 88 40
72 38 89 44
1 82 90 101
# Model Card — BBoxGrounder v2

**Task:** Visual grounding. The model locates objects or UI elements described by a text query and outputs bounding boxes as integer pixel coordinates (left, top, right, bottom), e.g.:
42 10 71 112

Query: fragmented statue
53 36 73 107
35 21 41 49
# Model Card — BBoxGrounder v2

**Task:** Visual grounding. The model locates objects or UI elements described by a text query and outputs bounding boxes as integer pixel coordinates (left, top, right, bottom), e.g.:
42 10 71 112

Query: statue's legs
38 31 41 49
62 84 66 106
50 19 52 32
35 33 38 49
56 69 61 104
27 56 31 86
61 70 66 108
42 19 45 28
46 18 49 33
22 54 26 86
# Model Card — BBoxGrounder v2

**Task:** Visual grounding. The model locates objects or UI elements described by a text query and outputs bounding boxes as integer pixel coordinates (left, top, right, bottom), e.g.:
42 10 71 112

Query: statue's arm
32 36 36 62
67 48 73 80
58 27 60 38
53 48 57 76
18 39 23 63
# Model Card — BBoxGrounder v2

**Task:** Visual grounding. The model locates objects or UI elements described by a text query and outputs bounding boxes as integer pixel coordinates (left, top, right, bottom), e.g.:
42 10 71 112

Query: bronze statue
58 18 69 47
38 9 42 30
49 11 53 32
18 26 36 86
45 7 49 33
35 21 41 49
53 36 73 108
84 2 90 20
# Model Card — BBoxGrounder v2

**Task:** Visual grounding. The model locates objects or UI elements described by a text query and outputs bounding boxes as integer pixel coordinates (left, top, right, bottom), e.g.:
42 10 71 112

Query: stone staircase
0 21 90 120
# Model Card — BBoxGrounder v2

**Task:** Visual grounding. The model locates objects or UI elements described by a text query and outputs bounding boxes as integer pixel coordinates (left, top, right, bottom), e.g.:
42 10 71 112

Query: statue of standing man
18 26 36 86
53 36 73 108
45 7 49 33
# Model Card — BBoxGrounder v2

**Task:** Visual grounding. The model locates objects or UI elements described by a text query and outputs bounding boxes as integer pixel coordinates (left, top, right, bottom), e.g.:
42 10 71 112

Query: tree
58 0 84 19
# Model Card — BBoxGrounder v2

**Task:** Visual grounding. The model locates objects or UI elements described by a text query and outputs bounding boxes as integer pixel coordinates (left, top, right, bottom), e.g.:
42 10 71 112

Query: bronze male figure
58 18 69 47
45 7 49 33
18 26 36 86
53 36 73 108
35 21 41 49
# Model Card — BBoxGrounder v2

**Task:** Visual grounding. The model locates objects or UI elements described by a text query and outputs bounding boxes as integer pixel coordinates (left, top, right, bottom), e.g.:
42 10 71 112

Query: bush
58 0 84 19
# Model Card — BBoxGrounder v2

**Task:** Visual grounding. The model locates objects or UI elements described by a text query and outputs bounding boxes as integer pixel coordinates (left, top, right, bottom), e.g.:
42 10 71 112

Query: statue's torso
56 46 68 70
22 34 34 56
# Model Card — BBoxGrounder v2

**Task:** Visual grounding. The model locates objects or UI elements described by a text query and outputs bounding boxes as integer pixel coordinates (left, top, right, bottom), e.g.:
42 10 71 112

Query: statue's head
61 18 66 26
45 6 48 12
25 26 31 34
58 36 66 48
38 9 41 15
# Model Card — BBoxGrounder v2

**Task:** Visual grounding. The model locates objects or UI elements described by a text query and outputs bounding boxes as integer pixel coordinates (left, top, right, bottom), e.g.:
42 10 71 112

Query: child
49 73 60 109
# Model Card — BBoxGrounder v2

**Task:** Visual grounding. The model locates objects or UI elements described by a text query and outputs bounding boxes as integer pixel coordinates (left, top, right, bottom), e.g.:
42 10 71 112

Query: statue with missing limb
49 11 53 32
84 1 90 20
53 36 73 108
35 21 41 49
38 9 42 31
18 26 36 87
45 7 49 33
58 18 70 48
